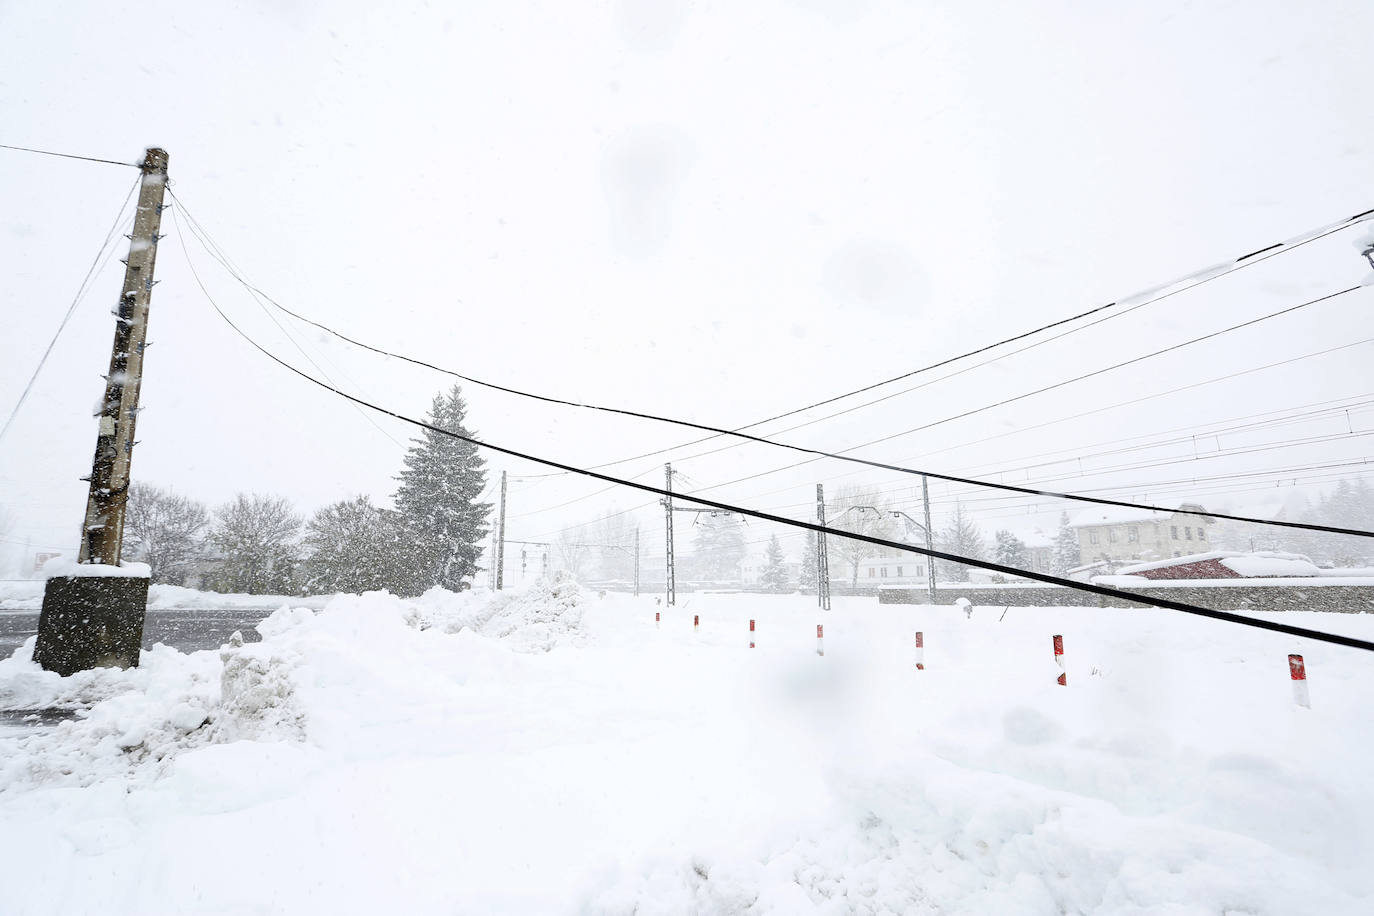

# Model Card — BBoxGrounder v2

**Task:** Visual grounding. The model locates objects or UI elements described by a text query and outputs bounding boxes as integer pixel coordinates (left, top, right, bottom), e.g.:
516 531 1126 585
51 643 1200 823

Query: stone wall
877 584 1374 613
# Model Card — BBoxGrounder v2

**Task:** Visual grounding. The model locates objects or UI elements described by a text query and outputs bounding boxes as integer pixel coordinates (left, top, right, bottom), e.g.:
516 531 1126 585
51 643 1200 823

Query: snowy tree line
121 385 492 596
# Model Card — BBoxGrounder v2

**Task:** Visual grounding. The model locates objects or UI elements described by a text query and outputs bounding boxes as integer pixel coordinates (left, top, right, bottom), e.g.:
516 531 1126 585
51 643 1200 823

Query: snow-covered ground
1 581 1371 915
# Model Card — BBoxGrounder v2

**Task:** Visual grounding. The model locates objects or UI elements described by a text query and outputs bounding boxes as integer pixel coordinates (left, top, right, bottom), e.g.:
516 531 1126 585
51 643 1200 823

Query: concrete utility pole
922 474 937 605
34 148 168 675
496 470 507 590
816 483 831 611
634 526 640 597
78 148 169 566
662 463 675 606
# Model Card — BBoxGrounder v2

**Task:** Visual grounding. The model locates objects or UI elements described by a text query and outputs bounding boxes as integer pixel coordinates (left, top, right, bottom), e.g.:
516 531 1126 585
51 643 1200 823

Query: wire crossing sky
2 0 1372 567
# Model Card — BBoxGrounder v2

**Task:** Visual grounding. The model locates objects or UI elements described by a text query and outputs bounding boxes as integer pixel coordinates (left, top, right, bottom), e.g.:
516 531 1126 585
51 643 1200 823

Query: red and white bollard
655 611 660 629
816 624 824 657
1289 654 1310 708
914 631 924 670
1053 634 1066 686
694 614 699 633
749 619 756 649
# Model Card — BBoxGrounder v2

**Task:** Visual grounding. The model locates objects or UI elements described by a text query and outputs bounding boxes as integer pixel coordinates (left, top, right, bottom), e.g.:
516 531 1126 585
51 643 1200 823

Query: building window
868 568 876 577
1108 529 1119 543
896 566 904 576
880 567 888 578
1171 526 1178 539
1128 527 1139 543
1185 527 1193 540
1089 530 1100 545
1198 527 1206 540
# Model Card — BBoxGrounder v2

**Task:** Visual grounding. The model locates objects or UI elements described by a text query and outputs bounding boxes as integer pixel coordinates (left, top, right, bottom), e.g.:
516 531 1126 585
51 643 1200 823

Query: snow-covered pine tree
393 385 491 594
800 529 819 592
992 529 1029 570
935 502 985 582
760 533 789 592
690 512 746 583
1052 511 1081 573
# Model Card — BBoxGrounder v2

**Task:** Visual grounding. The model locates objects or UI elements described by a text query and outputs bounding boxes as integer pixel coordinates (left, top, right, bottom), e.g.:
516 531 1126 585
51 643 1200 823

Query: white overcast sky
2 0 1373 569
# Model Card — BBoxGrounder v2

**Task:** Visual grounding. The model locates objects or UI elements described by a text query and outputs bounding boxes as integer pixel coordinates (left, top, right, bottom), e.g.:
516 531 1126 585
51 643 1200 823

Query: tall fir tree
993 529 1029 569
691 512 746 582
800 530 819 593
760 533 789 592
1052 511 1081 573
935 502 985 582
393 385 491 594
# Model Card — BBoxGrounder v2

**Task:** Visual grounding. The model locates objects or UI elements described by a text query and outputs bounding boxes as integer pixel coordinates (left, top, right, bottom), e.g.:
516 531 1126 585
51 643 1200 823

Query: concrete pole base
32 575 149 676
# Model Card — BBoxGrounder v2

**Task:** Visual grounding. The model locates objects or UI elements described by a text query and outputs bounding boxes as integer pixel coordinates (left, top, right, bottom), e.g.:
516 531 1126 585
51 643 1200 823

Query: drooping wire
165 187 1374 536
0 174 142 445
169 205 407 450
168 186 1374 476
0 142 140 169
176 266 1374 655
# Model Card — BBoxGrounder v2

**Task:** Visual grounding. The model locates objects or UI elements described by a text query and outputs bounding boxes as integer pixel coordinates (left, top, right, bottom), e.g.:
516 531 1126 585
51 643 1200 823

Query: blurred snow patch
600 125 695 258
822 238 927 313
615 0 690 52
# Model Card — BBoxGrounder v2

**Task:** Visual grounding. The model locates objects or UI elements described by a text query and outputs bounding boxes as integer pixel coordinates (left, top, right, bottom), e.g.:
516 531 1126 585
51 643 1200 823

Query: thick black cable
179 271 1374 654
169 188 1374 475
0 142 139 168
167 187 1374 537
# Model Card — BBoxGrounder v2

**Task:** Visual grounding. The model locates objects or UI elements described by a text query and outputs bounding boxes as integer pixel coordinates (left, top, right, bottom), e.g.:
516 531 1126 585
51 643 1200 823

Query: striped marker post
1053 635 1066 686
1289 654 1310 708
693 614 699 633
655 611 660 630
816 624 824 657
914 631 924 670
749 619 756 649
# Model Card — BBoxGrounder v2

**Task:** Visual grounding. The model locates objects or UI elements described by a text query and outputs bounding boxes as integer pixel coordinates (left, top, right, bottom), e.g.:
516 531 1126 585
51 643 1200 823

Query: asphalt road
0 608 269 660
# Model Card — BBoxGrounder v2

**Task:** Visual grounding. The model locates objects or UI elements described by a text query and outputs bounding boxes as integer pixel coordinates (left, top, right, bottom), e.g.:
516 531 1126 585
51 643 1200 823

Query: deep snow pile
0 584 1372 915
405 573 586 651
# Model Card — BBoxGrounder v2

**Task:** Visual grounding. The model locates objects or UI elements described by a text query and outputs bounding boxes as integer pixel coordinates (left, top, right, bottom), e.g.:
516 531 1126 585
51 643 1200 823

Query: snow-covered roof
1117 551 1321 578
1068 502 1208 528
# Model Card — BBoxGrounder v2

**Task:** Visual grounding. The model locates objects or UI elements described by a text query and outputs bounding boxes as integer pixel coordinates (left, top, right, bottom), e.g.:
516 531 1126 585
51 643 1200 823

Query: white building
1069 503 1213 566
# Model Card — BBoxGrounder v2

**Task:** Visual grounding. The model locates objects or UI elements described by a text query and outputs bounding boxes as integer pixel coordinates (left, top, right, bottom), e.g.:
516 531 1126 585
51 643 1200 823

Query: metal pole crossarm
77 148 169 566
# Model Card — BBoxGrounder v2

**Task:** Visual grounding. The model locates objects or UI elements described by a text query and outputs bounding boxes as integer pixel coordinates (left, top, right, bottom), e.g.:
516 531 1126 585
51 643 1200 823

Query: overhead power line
169 187 1374 475
167 186 1373 540
0 174 141 445
176 279 1374 654
512 339 1374 523
0 142 140 168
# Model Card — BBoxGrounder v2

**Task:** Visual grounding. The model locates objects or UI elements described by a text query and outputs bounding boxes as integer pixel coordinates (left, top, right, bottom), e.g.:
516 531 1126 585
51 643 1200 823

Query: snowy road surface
0 608 269 660
1 582 1372 914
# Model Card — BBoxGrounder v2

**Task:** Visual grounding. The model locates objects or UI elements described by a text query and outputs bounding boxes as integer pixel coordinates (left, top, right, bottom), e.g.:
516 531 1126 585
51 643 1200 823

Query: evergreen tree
207 493 301 594
993 529 1029 570
760 533 789 592
691 512 746 582
1052 511 1081 573
800 529 819 593
301 495 399 595
935 502 985 582
393 385 492 594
